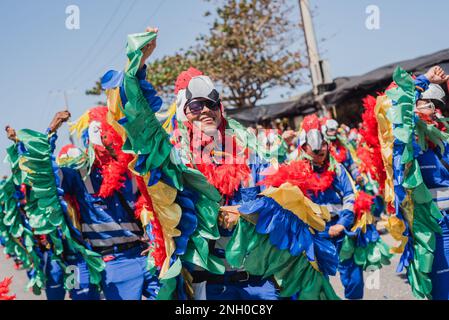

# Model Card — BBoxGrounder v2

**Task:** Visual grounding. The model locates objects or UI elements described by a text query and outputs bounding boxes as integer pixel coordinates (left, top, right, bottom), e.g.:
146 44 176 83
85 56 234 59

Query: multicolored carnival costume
97 32 226 300
380 67 449 299
99 30 343 300
289 114 391 299
4 129 107 300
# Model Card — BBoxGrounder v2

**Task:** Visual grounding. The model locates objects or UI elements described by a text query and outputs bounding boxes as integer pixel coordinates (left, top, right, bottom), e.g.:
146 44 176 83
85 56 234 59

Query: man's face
303 141 329 167
416 99 436 118
326 128 337 138
185 98 222 135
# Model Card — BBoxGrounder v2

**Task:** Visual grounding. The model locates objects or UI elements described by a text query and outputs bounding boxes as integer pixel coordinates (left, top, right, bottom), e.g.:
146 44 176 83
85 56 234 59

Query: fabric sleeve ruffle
225 182 340 300
386 67 443 299
16 129 105 287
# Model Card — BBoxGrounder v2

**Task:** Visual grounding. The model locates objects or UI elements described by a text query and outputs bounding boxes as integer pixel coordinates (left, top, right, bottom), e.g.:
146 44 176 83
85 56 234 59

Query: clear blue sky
1 0 448 175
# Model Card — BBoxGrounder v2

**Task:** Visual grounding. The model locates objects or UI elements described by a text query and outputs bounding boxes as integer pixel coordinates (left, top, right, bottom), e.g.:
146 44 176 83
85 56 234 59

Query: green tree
88 0 305 108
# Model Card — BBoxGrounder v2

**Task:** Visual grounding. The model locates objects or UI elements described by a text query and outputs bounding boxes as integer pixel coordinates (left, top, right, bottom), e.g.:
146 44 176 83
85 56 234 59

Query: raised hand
5 125 18 142
48 110 71 134
219 205 241 230
140 27 158 69
425 66 449 84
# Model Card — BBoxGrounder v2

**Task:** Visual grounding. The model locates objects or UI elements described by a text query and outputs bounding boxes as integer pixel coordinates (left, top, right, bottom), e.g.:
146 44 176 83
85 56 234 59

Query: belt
93 241 146 256
191 271 264 284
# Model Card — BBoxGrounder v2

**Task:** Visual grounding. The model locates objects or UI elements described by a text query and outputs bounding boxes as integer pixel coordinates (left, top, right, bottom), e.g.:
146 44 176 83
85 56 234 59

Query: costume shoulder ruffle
15 129 105 287
386 67 444 299
226 182 340 300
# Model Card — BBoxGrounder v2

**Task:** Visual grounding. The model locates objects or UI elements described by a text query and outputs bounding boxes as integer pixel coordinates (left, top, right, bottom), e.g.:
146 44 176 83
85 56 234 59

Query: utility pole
298 0 334 116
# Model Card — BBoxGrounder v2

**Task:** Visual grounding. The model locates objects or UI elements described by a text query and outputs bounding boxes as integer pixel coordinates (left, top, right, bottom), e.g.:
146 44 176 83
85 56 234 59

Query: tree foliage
88 0 306 108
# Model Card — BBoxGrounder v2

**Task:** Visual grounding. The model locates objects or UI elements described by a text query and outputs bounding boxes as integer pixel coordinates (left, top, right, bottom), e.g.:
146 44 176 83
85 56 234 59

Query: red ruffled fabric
88 107 134 198
260 160 335 197
196 162 251 199
354 191 374 221
357 95 387 192
0 277 15 300
134 178 166 269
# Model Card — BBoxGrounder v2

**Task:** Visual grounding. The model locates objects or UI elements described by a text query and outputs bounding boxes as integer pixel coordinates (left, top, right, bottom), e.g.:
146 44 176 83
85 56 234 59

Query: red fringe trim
357 96 387 193
135 178 166 269
87 107 134 198
354 191 374 221
196 162 251 199
260 160 335 197
185 120 252 199
174 67 203 94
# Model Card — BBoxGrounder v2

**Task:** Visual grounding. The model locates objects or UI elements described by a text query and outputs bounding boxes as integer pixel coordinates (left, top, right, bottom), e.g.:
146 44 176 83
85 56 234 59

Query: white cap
185 76 220 103
421 84 446 107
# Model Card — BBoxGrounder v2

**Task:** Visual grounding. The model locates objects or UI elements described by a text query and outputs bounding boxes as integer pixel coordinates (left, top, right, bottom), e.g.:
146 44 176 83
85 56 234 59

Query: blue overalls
58 166 160 300
311 164 364 299
417 143 449 300
190 155 279 300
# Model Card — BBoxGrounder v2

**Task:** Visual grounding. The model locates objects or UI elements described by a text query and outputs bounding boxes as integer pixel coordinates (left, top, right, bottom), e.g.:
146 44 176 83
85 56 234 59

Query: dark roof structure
227 48 449 126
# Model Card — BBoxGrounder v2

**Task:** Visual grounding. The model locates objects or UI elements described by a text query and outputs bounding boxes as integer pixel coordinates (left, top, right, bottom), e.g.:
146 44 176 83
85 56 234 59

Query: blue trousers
431 214 449 300
44 252 100 300
100 246 160 300
204 272 279 300
326 220 364 300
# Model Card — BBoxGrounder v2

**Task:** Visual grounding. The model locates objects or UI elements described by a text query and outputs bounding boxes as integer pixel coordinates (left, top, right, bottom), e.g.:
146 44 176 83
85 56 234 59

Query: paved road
0 252 46 300
1 231 416 300
330 231 417 300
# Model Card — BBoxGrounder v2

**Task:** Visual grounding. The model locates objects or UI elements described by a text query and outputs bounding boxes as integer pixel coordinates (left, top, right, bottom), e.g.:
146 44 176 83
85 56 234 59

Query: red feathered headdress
174 67 203 94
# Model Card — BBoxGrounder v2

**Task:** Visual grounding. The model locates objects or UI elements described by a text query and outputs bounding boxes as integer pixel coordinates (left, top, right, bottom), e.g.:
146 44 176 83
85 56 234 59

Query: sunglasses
185 99 221 115
416 101 435 112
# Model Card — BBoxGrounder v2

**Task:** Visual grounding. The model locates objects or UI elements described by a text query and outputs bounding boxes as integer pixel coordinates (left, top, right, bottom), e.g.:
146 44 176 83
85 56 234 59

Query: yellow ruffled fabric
145 177 182 277
105 88 127 142
386 215 408 254
260 182 331 232
375 95 395 206
159 102 177 133
69 111 91 138
351 211 374 233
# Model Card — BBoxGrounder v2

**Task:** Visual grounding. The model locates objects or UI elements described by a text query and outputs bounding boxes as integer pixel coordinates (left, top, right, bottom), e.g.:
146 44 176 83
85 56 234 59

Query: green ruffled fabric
340 235 392 270
386 67 444 299
0 147 46 294
226 118 287 163
16 129 105 287
226 220 340 300
0 179 31 268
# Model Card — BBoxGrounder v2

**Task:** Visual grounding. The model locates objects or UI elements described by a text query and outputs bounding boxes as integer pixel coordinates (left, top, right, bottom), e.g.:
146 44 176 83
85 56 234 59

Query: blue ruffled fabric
392 117 415 272
101 66 163 113
173 188 198 256
344 224 380 248
239 196 339 276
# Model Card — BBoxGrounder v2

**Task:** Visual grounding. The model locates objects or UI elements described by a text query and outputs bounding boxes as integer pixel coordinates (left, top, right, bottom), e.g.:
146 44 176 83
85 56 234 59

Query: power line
71 0 139 88
61 0 125 85
76 0 166 90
